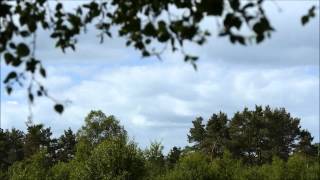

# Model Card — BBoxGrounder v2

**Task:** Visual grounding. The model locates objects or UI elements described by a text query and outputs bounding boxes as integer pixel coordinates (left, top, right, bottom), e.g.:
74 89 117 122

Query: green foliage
93 138 144 179
286 153 319 180
71 137 146 180
159 151 242 180
73 138 92 162
295 130 318 156
0 128 24 171
160 151 320 180
77 110 127 146
167 146 182 169
157 152 212 180
24 124 54 158
8 150 50 180
48 162 71 180
145 141 166 178
229 106 302 164
188 106 309 165
54 128 76 163
204 112 229 158
0 108 319 179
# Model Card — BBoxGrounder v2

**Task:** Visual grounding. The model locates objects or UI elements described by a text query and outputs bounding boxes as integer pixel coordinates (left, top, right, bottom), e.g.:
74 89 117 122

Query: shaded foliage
24 124 53 159
188 106 315 165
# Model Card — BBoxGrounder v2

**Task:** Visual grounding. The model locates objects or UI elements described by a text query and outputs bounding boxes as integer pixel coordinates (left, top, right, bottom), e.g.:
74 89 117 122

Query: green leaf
54 104 64 114
17 43 30 57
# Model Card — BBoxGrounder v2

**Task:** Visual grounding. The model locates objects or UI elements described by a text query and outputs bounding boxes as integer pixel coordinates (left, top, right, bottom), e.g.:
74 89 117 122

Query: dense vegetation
0 106 319 180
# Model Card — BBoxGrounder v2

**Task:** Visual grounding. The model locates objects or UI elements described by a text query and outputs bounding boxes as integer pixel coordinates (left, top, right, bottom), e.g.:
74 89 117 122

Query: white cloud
1 59 318 151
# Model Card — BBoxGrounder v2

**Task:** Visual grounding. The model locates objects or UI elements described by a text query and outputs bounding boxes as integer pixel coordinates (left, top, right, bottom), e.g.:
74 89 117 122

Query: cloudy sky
1 1 319 152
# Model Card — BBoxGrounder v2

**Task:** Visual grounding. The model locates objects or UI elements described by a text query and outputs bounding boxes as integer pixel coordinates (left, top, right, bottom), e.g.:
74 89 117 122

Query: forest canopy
0 106 319 180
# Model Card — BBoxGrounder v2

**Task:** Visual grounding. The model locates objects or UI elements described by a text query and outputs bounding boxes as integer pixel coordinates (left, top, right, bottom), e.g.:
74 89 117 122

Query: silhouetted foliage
0 1 317 113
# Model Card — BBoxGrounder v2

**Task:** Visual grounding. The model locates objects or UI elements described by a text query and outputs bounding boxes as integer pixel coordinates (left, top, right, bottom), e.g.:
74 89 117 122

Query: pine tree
24 124 53 158
55 128 76 162
204 112 229 158
188 117 206 150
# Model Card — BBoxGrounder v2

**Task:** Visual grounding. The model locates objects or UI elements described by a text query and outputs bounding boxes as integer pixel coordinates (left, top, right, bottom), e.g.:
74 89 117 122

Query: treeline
0 106 319 180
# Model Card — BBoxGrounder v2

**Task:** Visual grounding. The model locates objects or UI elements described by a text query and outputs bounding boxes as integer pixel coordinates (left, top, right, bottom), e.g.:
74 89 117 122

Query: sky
1 1 319 152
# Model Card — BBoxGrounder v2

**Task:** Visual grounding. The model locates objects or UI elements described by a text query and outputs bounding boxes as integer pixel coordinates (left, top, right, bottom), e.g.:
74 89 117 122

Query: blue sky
1 1 319 152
